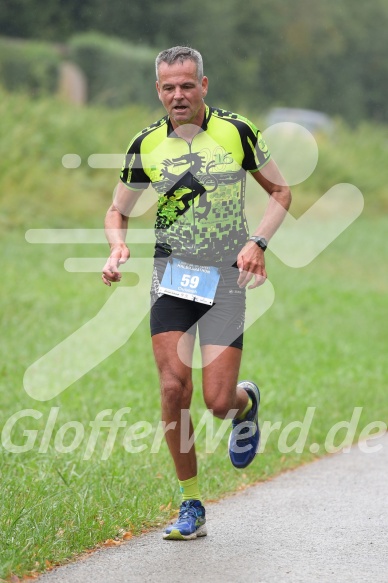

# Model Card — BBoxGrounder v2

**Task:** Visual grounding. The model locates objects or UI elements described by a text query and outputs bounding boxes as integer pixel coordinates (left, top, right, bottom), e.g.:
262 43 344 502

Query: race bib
159 258 220 305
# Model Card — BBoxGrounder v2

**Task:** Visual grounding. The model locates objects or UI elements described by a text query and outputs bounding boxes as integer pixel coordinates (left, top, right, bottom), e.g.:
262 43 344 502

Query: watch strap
249 236 268 251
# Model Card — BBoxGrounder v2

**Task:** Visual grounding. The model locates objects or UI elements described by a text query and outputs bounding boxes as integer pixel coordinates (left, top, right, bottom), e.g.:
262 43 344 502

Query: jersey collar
167 104 212 137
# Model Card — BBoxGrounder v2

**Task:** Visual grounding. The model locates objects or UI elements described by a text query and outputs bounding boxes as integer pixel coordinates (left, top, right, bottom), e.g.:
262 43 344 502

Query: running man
102 46 291 540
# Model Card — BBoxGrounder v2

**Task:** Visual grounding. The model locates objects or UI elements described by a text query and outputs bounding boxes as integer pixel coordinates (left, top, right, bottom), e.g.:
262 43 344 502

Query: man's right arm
102 182 144 287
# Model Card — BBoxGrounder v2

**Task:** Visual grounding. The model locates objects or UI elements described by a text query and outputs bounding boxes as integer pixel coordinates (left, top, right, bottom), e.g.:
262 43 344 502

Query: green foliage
0 0 89 41
1 91 386 235
300 119 388 215
0 90 162 230
68 33 158 108
0 36 60 95
1 0 388 122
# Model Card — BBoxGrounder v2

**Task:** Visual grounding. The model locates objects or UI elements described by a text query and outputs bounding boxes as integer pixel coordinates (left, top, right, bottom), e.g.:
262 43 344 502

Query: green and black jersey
120 105 270 265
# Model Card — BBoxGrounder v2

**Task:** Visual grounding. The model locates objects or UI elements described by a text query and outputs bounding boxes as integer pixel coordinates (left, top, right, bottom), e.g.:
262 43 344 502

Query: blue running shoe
228 381 261 469
163 499 207 540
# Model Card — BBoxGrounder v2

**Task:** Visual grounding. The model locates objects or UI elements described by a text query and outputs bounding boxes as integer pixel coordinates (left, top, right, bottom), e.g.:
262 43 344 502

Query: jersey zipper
188 140 196 234
174 134 198 256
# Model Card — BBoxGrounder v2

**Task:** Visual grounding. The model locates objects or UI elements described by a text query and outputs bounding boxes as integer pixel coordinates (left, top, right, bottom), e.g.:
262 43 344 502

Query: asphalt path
39 434 388 583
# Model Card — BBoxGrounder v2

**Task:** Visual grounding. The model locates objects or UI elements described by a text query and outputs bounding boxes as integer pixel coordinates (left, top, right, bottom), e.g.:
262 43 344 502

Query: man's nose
173 87 183 99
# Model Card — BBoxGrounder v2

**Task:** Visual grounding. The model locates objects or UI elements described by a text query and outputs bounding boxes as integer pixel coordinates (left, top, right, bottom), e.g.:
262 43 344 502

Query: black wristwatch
249 236 268 251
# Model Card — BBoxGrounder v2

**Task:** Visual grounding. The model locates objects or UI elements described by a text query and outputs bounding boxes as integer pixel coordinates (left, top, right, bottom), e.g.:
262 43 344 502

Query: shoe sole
163 524 207 540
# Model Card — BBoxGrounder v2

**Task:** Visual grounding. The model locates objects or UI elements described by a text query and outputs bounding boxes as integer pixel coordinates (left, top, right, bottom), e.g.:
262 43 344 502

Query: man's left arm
237 159 292 289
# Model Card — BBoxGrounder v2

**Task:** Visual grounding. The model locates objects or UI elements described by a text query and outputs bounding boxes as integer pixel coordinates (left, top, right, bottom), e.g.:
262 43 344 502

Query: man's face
156 60 208 127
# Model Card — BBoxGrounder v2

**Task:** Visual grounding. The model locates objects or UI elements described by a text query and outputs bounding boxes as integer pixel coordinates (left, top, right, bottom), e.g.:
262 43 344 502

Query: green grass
1 217 387 579
0 92 388 579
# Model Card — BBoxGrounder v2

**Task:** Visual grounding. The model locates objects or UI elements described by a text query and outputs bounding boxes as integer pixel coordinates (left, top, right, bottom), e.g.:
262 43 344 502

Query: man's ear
156 80 162 101
202 76 209 98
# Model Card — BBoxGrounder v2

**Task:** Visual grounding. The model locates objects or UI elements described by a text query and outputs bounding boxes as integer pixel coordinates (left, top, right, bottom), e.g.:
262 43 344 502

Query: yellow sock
236 396 253 421
179 475 201 501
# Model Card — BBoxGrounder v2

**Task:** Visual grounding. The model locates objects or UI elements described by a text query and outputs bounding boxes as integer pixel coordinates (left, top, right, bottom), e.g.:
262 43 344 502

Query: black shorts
150 258 246 349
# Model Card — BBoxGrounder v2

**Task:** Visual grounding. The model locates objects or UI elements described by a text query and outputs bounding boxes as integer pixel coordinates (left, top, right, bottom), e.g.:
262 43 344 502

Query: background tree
0 0 387 122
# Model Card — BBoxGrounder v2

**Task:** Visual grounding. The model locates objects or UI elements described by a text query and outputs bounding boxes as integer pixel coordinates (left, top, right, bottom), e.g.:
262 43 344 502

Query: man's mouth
173 106 188 112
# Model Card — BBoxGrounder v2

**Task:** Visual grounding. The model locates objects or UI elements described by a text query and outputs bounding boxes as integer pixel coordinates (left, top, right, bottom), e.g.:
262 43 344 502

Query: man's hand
102 243 130 286
236 241 267 289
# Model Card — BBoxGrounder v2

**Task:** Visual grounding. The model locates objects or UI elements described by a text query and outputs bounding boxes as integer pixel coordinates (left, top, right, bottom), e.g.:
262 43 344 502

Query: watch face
250 236 267 250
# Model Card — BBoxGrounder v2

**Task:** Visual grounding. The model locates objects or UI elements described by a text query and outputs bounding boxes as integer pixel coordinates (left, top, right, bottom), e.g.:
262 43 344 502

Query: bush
0 36 61 95
68 33 158 108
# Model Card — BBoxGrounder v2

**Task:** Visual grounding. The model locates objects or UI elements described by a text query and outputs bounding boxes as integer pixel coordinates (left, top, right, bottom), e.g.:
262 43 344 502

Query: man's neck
172 123 202 141
170 104 206 141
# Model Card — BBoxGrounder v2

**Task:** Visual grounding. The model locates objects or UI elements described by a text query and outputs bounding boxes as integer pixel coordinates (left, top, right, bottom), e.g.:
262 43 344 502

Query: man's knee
204 392 236 419
161 376 193 413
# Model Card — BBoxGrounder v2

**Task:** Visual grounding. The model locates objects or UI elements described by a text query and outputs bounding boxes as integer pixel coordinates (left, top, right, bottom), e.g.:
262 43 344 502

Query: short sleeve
241 121 271 173
120 135 151 191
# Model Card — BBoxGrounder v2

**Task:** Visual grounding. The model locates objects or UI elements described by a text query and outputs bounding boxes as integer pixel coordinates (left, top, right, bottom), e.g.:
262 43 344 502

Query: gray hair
155 46 204 81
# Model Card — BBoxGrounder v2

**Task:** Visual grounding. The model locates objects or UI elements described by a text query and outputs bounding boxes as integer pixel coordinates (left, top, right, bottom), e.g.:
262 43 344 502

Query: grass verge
1 215 387 579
